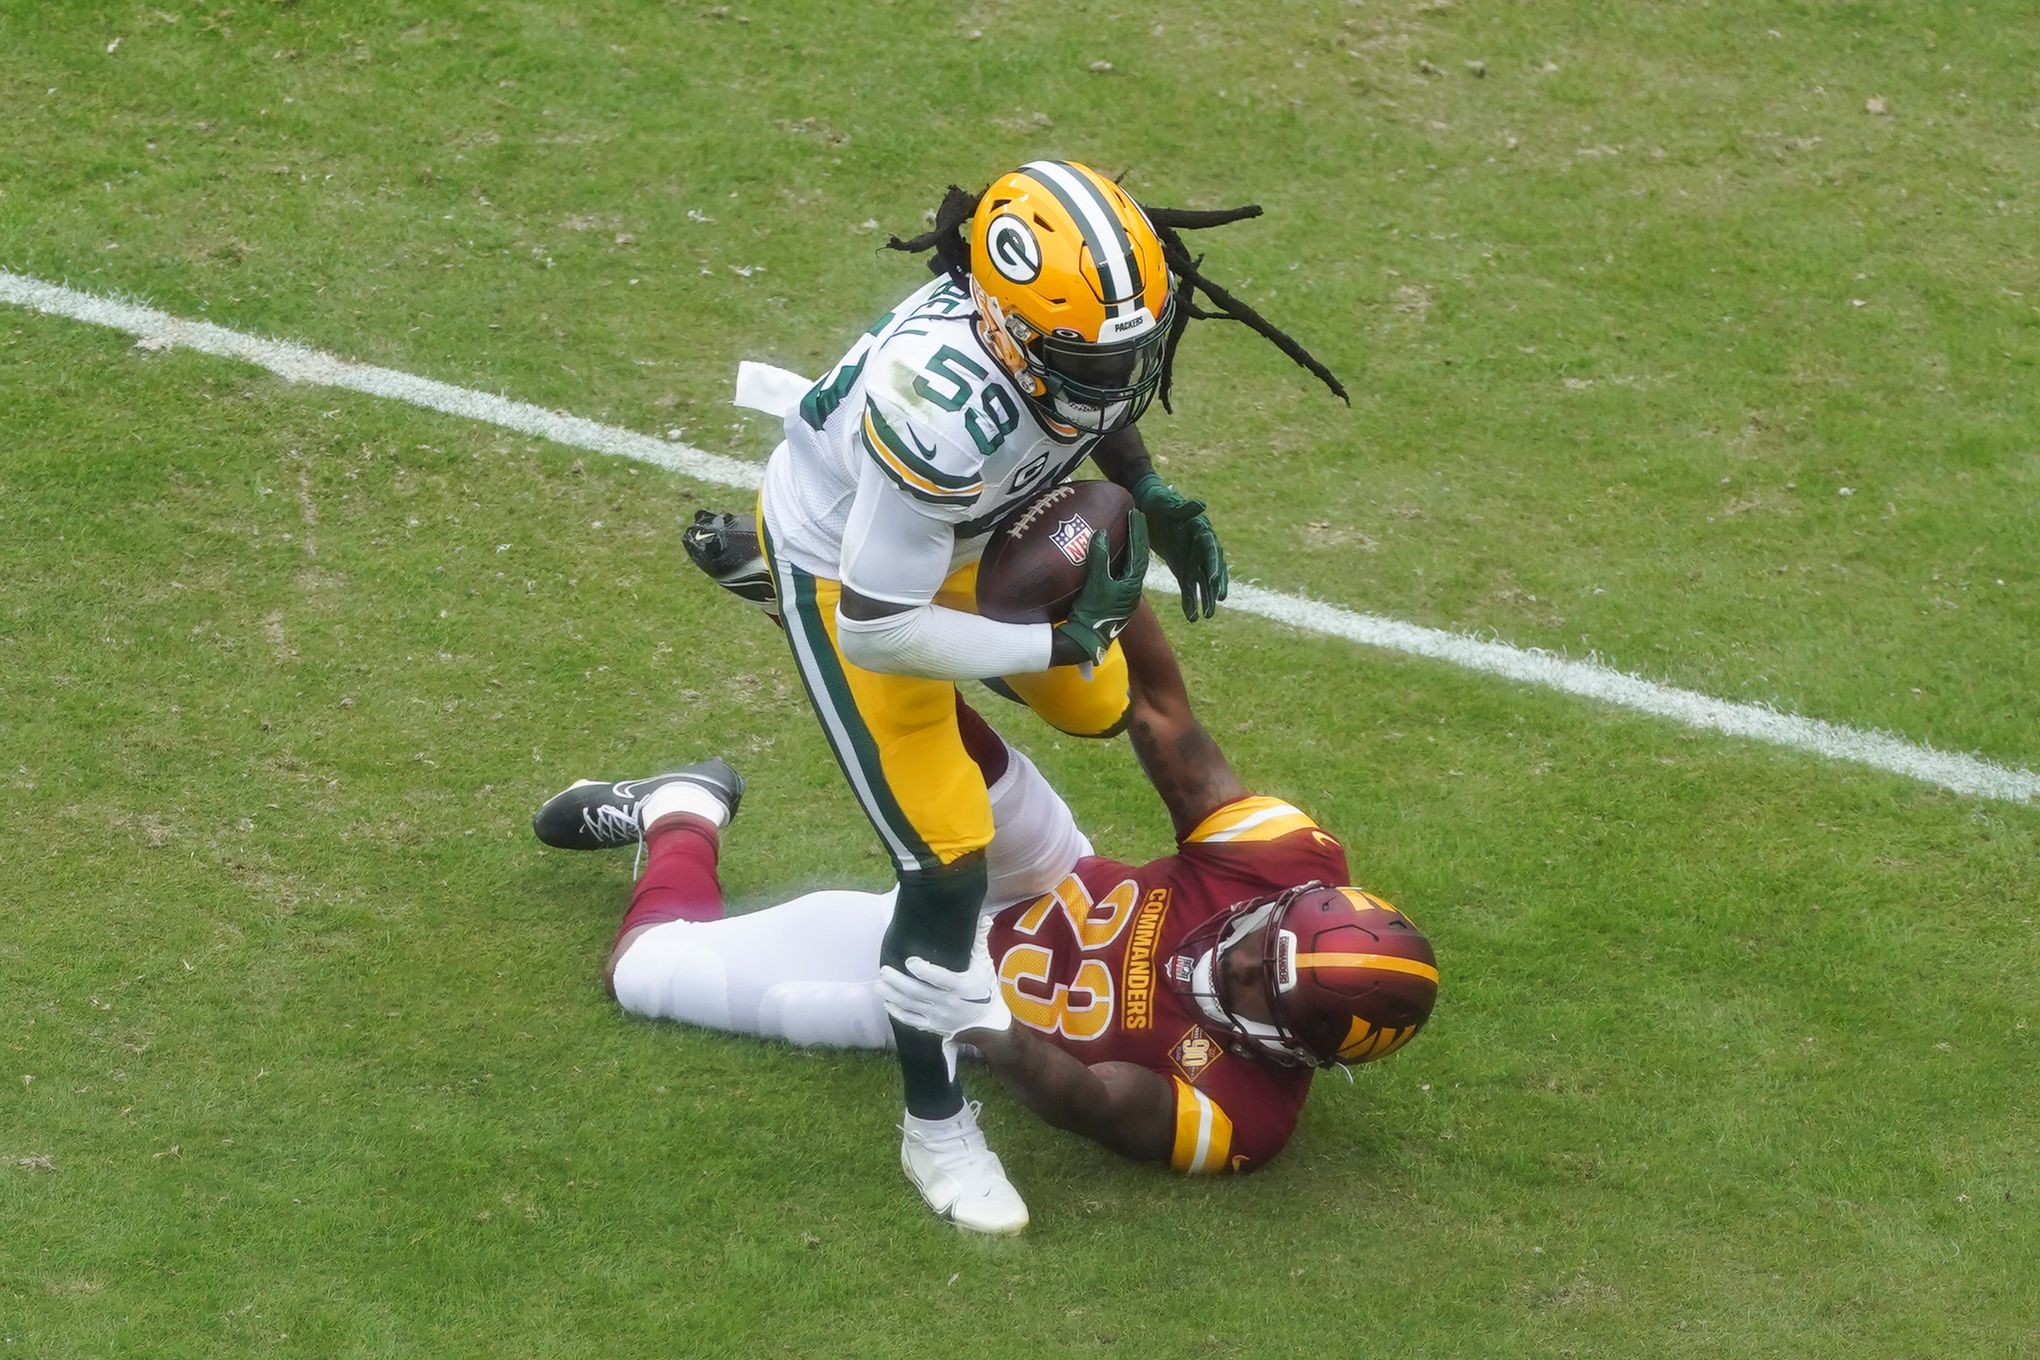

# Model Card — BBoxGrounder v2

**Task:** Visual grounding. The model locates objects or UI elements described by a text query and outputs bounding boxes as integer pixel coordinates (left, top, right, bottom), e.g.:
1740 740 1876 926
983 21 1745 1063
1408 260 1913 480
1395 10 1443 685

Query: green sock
883 853 987 1120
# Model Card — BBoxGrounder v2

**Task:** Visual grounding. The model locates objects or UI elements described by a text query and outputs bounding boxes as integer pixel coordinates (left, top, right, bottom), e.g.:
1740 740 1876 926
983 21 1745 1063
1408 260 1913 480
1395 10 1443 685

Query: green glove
1132 472 1228 620
1055 510 1150 666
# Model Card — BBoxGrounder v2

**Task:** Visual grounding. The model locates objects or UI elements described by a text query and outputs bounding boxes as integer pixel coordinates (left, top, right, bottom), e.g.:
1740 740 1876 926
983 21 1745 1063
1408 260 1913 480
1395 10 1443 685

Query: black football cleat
683 509 779 619
531 759 746 850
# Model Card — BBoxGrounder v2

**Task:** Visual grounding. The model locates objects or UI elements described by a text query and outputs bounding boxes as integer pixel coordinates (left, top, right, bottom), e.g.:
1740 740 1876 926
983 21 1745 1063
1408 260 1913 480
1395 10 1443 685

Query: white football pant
608 741 1087 1048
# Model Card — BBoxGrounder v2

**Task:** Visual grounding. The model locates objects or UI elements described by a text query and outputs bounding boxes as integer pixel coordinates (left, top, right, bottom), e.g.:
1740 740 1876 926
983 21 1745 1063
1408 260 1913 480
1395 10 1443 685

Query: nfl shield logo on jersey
1049 514 1094 565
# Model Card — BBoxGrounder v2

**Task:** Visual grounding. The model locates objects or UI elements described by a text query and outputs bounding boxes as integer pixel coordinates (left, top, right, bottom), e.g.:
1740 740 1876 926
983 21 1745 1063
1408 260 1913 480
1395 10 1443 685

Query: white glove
878 929 1013 1042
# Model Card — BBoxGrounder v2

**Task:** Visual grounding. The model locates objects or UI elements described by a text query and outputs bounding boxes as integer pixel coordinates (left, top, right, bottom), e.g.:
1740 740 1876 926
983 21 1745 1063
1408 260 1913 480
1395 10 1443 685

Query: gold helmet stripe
1292 952 1441 984
1020 159 1143 315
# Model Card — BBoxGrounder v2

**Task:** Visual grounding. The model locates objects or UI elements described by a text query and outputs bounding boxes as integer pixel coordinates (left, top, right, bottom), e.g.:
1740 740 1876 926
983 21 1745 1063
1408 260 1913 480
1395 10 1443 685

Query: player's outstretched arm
879 949 1174 1166
971 1030 1176 1166
1118 601 1250 839
1090 427 1229 621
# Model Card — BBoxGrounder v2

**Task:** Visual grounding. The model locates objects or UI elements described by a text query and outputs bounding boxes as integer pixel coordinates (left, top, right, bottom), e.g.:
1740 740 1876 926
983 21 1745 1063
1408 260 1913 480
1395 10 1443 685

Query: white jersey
762 275 1100 581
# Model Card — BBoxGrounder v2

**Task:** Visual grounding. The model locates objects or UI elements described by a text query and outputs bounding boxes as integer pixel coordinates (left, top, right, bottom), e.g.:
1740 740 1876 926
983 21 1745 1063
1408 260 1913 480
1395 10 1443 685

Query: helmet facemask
1174 882 1335 1068
973 275 1176 437
1033 293 1174 435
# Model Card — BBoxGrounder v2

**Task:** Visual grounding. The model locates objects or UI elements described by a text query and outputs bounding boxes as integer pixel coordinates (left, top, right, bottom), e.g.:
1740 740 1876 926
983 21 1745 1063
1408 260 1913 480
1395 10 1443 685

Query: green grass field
4 2 2036 1356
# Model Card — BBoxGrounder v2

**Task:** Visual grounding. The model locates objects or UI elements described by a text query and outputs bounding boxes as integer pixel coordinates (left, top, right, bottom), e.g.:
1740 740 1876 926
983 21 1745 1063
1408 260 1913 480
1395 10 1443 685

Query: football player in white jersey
682 160 1344 1233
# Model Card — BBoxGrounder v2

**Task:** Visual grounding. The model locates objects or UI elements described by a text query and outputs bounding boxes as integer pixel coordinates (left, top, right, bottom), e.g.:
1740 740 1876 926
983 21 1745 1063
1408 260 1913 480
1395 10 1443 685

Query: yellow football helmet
968 160 1175 435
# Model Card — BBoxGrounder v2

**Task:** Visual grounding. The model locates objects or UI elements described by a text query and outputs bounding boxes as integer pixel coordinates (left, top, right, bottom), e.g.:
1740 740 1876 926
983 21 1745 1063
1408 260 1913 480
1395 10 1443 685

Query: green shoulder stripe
862 431 982 506
861 401 982 502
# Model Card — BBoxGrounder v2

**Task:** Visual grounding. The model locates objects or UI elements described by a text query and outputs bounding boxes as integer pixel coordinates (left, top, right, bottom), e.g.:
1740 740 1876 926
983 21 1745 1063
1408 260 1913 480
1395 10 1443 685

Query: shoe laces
581 803 642 845
571 800 649 876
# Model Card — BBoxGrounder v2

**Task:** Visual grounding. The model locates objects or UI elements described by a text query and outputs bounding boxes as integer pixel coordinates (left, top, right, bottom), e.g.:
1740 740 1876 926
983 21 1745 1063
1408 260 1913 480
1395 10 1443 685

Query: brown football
975 480 1135 624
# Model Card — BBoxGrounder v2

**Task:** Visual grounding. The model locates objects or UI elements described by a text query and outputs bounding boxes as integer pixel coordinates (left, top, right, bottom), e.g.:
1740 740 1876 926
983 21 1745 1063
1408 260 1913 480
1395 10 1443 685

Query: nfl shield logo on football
1048 514 1094 566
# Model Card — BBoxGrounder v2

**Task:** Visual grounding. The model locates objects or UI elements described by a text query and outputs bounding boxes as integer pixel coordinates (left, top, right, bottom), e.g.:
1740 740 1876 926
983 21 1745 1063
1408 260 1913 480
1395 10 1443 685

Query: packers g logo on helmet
968 160 1175 435
984 213 1042 284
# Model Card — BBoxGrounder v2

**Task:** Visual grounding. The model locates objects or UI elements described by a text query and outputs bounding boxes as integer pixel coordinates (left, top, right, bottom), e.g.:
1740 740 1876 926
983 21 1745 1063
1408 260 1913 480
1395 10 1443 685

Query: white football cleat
899 1102 1029 1236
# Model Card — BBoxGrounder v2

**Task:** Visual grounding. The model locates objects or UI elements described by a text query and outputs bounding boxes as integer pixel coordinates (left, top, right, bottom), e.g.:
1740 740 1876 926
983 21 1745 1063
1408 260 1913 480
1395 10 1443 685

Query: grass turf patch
4 320 2034 1358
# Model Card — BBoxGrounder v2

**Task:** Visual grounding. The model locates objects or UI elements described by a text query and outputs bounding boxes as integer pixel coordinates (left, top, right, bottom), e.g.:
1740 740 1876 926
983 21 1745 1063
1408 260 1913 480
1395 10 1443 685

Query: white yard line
0 271 762 492
5 268 2034 805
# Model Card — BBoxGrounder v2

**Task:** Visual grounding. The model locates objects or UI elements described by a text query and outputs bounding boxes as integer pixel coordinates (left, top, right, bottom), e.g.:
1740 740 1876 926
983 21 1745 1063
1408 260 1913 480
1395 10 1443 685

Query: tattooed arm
1117 601 1250 840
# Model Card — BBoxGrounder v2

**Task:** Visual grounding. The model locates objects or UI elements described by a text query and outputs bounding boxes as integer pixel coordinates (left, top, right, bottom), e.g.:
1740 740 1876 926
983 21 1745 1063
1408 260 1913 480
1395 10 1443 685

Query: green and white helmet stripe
1021 159 1145 319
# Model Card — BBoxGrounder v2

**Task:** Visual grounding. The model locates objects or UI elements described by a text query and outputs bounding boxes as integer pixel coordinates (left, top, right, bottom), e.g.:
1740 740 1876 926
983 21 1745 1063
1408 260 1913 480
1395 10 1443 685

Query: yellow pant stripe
766 517 989 870
810 575 992 867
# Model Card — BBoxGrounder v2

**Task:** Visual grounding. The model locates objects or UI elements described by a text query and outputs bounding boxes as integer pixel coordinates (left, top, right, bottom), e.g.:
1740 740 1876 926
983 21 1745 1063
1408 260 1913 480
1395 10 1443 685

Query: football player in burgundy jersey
533 604 1436 1228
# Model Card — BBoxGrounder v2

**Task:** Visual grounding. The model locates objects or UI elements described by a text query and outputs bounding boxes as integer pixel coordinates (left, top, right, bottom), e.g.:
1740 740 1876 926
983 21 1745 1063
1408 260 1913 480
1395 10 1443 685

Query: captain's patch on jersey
1171 1025 1224 1082
1005 451 1051 493
1050 513 1095 565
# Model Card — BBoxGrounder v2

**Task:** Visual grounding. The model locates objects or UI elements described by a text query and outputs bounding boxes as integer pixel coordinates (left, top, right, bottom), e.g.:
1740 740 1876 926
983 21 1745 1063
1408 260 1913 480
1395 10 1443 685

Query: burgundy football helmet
1170 881 1438 1067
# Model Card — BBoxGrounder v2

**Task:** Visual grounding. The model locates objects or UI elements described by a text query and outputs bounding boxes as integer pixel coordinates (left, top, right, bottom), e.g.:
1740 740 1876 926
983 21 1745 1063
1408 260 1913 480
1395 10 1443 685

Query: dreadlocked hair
883 184 982 286
884 183 1349 412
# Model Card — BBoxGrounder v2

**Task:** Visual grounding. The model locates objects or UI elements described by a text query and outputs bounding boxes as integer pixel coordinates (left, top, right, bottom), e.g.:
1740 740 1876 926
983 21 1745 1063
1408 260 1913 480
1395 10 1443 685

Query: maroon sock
615 813 726 940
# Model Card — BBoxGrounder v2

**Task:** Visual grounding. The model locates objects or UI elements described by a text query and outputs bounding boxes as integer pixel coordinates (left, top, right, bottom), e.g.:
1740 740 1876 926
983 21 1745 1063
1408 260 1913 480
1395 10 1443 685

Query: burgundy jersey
985 796 1350 1174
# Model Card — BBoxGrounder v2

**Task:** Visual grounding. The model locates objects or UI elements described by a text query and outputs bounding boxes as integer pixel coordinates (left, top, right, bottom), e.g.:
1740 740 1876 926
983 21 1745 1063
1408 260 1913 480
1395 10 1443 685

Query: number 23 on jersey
996 872 1160 1042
